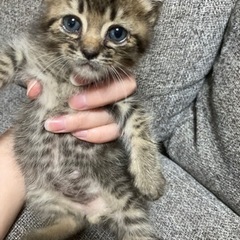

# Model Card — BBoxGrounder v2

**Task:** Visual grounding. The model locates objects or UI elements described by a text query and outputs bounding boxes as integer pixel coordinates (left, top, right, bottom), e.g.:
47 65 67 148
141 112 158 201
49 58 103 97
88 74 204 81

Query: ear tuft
41 0 53 7
148 0 163 25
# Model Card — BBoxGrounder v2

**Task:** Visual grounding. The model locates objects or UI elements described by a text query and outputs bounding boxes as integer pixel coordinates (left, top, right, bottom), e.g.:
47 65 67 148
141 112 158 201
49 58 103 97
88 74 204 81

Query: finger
44 109 114 133
72 123 121 143
69 76 137 110
26 80 42 99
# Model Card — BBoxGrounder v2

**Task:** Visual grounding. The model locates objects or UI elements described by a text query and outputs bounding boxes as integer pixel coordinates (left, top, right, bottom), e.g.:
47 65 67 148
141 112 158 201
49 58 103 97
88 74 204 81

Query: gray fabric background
1 0 240 239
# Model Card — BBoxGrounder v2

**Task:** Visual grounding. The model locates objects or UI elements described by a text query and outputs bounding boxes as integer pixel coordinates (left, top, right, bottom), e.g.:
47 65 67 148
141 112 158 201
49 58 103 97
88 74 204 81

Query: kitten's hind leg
22 214 88 240
22 189 88 240
106 198 160 240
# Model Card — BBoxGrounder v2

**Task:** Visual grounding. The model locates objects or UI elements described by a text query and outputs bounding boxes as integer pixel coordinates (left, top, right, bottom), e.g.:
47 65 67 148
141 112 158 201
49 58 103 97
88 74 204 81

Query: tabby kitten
0 0 165 239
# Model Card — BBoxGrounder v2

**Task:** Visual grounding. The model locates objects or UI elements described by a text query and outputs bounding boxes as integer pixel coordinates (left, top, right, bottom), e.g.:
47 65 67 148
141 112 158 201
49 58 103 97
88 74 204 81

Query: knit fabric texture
1 0 240 239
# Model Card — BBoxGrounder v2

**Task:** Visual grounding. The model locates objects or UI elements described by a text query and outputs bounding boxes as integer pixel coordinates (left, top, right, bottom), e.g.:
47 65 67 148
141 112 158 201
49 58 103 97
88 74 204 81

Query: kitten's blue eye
107 26 128 43
62 15 82 33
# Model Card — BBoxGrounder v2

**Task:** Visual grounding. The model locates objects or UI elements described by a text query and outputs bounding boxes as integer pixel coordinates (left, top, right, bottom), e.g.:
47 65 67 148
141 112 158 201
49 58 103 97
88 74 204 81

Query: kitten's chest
36 76 80 112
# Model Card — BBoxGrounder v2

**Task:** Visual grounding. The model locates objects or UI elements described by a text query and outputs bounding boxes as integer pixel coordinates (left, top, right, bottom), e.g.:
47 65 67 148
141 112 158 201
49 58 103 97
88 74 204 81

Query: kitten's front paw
134 169 165 201
130 148 166 201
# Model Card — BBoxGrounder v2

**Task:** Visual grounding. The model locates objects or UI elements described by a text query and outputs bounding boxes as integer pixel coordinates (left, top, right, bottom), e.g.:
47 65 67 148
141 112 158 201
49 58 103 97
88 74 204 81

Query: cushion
164 0 240 214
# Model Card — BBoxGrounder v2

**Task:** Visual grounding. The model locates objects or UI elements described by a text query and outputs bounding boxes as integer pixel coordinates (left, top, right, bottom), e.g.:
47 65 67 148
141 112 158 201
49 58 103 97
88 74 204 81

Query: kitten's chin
70 64 107 86
70 74 90 86
70 71 104 86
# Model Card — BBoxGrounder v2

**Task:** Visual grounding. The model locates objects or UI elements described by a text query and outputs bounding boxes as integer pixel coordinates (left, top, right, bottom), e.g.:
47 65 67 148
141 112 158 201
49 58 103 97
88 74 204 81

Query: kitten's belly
70 195 108 223
28 182 110 224
19 118 129 221
62 187 127 224
53 176 101 204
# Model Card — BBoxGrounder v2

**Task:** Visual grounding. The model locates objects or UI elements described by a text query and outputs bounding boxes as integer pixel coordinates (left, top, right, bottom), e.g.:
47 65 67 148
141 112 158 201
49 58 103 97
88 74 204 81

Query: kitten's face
39 0 160 85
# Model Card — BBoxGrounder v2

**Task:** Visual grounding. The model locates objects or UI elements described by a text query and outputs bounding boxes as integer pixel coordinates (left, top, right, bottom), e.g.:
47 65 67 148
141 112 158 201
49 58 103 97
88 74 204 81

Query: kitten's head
37 0 162 85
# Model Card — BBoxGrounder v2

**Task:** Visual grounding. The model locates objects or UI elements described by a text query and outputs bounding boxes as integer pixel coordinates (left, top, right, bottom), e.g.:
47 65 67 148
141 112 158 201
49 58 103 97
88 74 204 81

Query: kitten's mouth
70 70 114 87
81 62 95 71
70 61 102 86
70 73 91 86
70 61 131 87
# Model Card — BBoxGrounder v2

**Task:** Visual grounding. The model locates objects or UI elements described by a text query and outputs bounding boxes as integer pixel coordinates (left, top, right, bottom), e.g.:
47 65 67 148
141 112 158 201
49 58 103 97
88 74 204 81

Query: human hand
0 130 25 239
26 77 137 143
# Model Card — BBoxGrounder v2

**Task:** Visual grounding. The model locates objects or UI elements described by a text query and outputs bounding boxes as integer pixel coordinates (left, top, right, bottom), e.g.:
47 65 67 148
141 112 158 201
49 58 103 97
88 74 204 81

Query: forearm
0 130 26 240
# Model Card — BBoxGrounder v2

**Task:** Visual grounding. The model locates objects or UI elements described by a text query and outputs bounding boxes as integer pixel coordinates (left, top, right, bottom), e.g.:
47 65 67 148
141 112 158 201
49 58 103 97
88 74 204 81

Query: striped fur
0 0 165 239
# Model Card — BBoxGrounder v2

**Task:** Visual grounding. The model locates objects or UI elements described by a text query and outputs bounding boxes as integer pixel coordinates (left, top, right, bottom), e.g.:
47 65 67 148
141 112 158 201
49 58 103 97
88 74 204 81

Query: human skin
0 130 25 240
0 76 136 239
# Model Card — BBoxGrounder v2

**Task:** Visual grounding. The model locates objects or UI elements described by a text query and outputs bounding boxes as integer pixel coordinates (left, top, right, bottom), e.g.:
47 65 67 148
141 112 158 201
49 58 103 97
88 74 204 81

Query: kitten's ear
147 0 164 25
41 0 53 7
41 0 52 3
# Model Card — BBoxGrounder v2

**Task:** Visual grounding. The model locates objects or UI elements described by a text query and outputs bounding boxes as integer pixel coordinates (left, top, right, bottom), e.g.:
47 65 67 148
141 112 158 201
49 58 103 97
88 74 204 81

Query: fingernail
44 116 66 132
26 80 38 97
69 94 87 110
72 130 88 140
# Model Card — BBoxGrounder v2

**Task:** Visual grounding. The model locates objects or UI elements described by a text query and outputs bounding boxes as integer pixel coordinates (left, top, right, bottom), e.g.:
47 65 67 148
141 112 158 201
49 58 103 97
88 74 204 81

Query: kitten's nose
82 49 99 60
